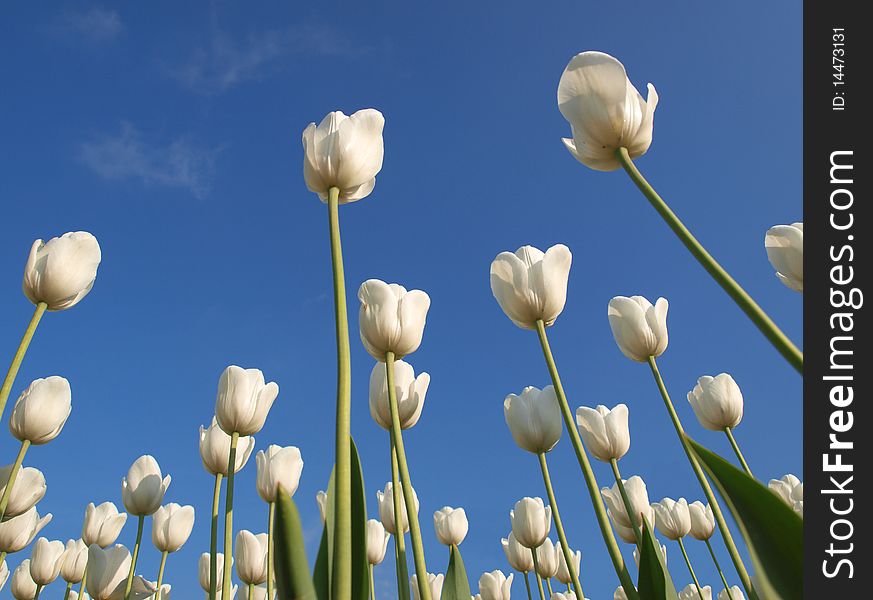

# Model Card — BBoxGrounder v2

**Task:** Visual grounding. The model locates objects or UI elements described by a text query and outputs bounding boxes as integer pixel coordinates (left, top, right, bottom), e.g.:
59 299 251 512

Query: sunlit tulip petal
358 280 431 360
0 507 52 554
687 374 744 431
316 491 328 524
687 501 715 541
9 376 72 445
255 445 303 503
215 366 279 436
607 296 668 362
765 223 803 292
235 530 269 585
575 404 630 462
555 546 581 585
121 456 171 517
151 503 195 553
433 507 468 546
86 544 156 600
718 586 746 600
82 502 128 548
601 476 654 532
0 465 46 519
198 552 232 592
768 474 803 517
509 497 551 549
366 519 390 565
60 538 89 583
679 584 712 600
376 482 419 536
199 418 256 476
10 559 37 600
504 386 562 454
478 570 513 600
490 244 572 329
369 360 429 430
534 538 560 579
651 498 691 541
501 532 533 573
411 572 444 600
29 536 65 585
22 231 102 311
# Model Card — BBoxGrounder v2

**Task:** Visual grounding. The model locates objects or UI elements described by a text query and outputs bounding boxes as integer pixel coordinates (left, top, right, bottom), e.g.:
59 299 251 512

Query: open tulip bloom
764 222 803 292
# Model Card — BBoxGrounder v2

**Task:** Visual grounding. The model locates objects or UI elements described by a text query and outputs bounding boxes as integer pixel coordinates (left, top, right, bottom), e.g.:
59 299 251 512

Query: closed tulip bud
302 109 385 203
376 482 419 535
235 530 269 585
0 465 46 519
316 491 328 524
478 570 513 600
607 296 669 362
366 519 390 565
504 386 562 454
199 418 256 477
369 360 429 430
198 552 232 592
489 244 572 329
256 445 303 503
679 585 712 600
121 456 171 517
433 507 468 546
557 52 658 171
718 586 746 600
687 374 744 431
151 503 195 553
411 573 444 600
575 404 630 462
768 474 803 516
86 544 156 600
215 366 279 436
765 223 803 292
23 231 102 311
9 376 72 444
60 538 88 583
534 538 560 579
0 507 52 554
358 279 431 360
651 497 691 540
29 537 65 585
510 497 551 549
687 501 715 541
501 532 533 573
633 542 667 567
601 476 654 532
10 560 37 600
82 502 128 548
555 547 581 585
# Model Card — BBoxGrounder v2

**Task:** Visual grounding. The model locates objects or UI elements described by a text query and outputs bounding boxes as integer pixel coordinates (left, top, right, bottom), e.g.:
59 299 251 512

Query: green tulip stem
248 583 254 599
529 550 546 600
63 581 73 600
677 538 704 600
0 551 5 564
390 441 410 600
221 432 239 600
522 572 533 600
609 459 643 546
155 550 168 599
724 427 754 478
0 439 31 520
545 578 554 597
385 351 431 600
0 302 47 421
209 472 224 600
78 562 89 599
267 500 275 600
369 564 376 600
33 584 43 599
123 515 145 600
705 538 733 595
615 147 802 373
647 357 758 600
537 452 585 599
534 320 639 600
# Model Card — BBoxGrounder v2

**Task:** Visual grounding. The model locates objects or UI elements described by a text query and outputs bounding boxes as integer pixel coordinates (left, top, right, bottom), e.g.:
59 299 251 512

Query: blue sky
0 2 801 598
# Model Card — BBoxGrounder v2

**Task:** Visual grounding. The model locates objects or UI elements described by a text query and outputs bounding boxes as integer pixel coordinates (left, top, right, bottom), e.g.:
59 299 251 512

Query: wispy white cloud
53 8 124 43
78 123 220 199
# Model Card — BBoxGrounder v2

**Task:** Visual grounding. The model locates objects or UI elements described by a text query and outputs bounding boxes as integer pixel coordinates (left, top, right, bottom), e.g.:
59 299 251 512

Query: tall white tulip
557 51 658 171
151 504 195 553
302 109 385 204
478 570 513 600
768 474 803 516
376 482 419 535
504 386 562 454
489 244 572 329
255 445 303 503
82 502 128 548
679 584 712 600
60 538 89 584
10 560 37 600
0 507 52 554
358 280 431 360
601 476 654 534
215 366 279 436
86 544 155 600
199 418 256 476
687 502 715 541
369 360 429 430
433 507 468 546
509 497 551 549
534 538 560 579
411 573 444 600
574 404 630 462
718 586 746 600
121 456 171 517
22 231 102 311
651 498 691 540
555 547 581 585
9 376 72 444
0 465 46 519
687 375 744 431
235 530 269 585
607 296 669 362
198 552 232 592
366 519 390 565
765 223 803 292
29 537 65 586
501 532 533 573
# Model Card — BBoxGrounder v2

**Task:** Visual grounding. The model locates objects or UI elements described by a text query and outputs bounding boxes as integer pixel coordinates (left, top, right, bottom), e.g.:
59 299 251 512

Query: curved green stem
248 583 254 599
267 501 275 600
537 453 585 599
155 550 168 599
221 432 239 600
677 538 704 600
529 549 546 600
0 439 31 520
534 320 638 600
0 302 46 420
545 578 554 597
647 357 758 600
369 563 376 600
390 442 410 600
64 581 73 600
209 472 223 600
385 352 430 600
609 459 643 546
724 427 754 478
615 147 802 372
522 572 533 600
123 515 144 600
705 538 732 596
78 562 88 599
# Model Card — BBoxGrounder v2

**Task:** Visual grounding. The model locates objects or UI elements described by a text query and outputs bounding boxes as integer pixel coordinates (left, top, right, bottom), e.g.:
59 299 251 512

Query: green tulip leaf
313 469 336 600
687 437 803 600
637 515 679 600
274 489 318 600
350 436 370 600
441 544 473 600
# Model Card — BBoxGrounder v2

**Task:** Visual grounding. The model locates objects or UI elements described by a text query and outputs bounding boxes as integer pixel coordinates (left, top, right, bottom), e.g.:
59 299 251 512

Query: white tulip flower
679 584 712 600
433 507 468 546
9 376 72 445
718 586 746 600
411 573 444 600
0 465 46 519
555 547 581 585
552 593 577 600
358 279 431 360
60 538 89 583
557 51 658 171
490 244 572 329
82 502 128 548
607 296 668 362
22 231 102 311
369 360 429 430
29 537 65 585
687 501 715 541
148 584 171 600
601 476 654 533
256 445 303 503
768 474 803 517
651 498 691 540
765 223 803 292
215 366 279 436
504 386 563 454
235 530 269 586
510 497 551 549
199 418 256 477
575 404 630 462
316 490 328 524
151 503 195 553
501 532 533 573
121 456 171 517
478 570 513 600
10 559 37 600
0 507 52 554
366 519 390 565
534 538 560 579
633 542 667 567
302 109 385 204
86 544 155 600
687 374 744 431
376 482 419 536
198 552 232 592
